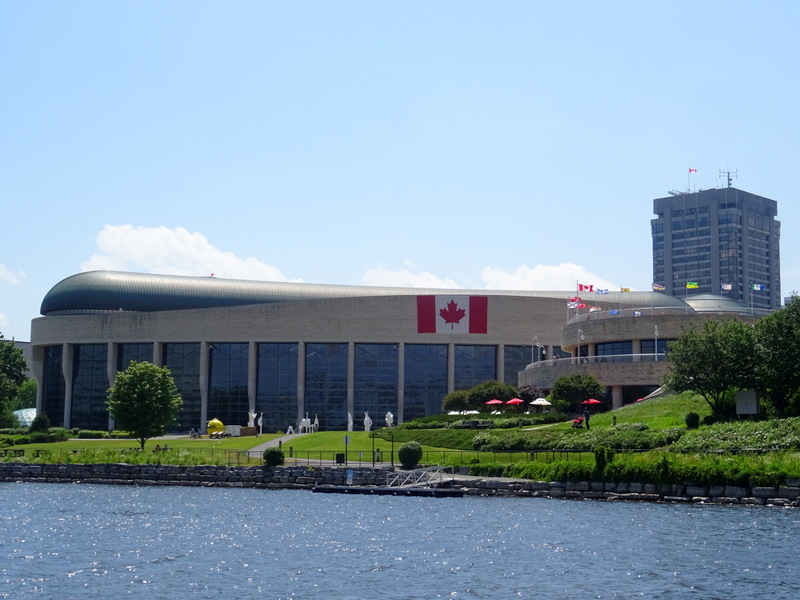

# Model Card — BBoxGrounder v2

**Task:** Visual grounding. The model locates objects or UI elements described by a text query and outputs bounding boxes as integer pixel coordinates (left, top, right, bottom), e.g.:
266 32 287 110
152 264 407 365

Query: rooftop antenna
719 168 738 188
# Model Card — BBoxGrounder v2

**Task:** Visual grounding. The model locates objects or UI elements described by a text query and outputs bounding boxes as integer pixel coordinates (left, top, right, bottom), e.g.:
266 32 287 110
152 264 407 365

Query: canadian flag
578 283 594 292
417 295 488 334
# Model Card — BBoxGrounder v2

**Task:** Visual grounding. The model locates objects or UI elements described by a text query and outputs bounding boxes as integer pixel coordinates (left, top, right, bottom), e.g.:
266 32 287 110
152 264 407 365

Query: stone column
612 385 624 410
447 343 455 394
248 341 257 416
200 342 209 430
397 342 404 424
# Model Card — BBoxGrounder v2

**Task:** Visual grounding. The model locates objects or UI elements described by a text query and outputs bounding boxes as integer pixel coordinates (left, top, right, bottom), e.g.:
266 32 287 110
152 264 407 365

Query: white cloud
362 263 462 288
480 263 620 291
81 225 294 281
0 264 25 285
0 312 8 328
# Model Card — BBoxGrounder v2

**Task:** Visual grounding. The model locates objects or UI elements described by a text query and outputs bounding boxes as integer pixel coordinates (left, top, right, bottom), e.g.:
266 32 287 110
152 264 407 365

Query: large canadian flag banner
417 295 488 334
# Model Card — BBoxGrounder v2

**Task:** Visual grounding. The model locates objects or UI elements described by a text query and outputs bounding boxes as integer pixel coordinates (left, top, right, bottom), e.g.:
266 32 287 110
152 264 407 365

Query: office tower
652 186 780 311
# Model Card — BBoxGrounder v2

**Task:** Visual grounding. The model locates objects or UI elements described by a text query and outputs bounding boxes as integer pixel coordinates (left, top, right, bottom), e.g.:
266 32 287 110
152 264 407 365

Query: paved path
246 434 306 457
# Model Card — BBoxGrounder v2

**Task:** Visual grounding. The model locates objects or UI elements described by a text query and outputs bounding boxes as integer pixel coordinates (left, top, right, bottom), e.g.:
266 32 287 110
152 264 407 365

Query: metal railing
386 465 454 488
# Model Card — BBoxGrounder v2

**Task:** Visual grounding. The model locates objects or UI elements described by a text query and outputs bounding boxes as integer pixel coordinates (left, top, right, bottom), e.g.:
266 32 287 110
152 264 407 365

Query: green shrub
29 413 50 433
77 430 109 439
685 412 700 429
262 447 285 467
48 428 70 442
594 446 615 476
398 441 423 468
702 415 716 426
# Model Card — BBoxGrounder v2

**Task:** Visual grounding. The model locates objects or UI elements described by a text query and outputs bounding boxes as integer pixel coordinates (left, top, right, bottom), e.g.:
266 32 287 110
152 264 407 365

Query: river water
1 483 797 599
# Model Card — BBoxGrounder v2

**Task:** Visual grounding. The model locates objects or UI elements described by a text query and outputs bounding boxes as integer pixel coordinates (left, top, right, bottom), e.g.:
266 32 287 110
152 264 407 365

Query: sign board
736 390 759 415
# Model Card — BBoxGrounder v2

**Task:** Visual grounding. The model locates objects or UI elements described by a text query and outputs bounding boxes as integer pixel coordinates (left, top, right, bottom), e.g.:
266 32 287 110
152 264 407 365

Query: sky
2 1 799 341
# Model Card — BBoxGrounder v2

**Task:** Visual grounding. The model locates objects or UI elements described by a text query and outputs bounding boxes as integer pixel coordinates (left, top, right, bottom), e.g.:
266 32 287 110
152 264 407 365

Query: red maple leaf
439 300 466 329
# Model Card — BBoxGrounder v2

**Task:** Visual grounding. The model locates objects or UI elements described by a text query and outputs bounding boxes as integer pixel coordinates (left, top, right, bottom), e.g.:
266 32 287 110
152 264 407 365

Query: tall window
117 343 153 372
305 343 348 429
454 345 496 390
503 345 529 385
42 345 65 427
208 343 249 428
404 344 447 420
354 344 398 425
256 343 299 432
71 344 108 430
163 343 201 431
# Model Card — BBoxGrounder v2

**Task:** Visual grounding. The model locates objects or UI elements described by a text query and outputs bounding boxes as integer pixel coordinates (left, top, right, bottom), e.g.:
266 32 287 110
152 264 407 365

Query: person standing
583 407 591 430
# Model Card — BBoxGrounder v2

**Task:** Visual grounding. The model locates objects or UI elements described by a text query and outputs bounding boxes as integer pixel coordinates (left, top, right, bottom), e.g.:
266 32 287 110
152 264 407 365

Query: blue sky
2 1 799 341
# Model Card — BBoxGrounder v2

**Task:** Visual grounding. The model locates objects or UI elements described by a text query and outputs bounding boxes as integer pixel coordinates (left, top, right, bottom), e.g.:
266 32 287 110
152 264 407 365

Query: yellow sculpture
206 418 225 436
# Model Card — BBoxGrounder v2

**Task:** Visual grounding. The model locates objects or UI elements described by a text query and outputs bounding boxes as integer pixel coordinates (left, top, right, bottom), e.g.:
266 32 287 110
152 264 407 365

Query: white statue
298 417 312 433
313 414 320 432
248 411 256 428
385 411 394 427
347 412 353 432
363 412 372 432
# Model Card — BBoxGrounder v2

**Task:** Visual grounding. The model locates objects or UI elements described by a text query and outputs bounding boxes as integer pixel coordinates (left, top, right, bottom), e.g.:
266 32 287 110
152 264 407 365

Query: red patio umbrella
582 398 601 405
505 398 524 405
485 399 504 405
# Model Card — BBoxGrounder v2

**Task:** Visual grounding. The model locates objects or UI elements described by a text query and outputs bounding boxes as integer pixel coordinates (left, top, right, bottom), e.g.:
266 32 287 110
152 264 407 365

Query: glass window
208 343 249 428
504 345 529 385
163 343 201 431
71 344 109 430
117 343 153 372
256 343 299 433
42 345 65 427
305 343 348 430
404 344 448 421
354 344 398 425
454 345 496 390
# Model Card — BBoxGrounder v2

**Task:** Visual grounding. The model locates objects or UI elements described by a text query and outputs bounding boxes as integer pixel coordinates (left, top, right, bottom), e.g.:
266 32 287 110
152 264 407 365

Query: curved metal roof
40 271 689 315
683 294 754 314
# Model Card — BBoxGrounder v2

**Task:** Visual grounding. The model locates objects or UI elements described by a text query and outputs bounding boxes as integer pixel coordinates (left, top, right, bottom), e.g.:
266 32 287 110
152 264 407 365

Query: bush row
468 450 800 488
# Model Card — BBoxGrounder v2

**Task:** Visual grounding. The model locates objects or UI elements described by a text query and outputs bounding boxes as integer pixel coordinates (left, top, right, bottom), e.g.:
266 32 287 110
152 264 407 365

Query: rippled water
1 483 798 599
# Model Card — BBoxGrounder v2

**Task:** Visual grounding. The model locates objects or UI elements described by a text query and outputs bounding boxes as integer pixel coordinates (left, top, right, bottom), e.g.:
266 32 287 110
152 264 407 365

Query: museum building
30 271 757 432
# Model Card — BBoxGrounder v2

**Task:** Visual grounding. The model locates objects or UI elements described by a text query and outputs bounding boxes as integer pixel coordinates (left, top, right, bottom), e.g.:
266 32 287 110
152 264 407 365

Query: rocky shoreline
1 462 798 507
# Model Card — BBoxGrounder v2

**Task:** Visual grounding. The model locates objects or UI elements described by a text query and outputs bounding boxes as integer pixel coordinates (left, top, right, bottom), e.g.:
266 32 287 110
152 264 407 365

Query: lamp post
654 325 659 362
578 329 585 361
532 336 539 363
386 431 395 466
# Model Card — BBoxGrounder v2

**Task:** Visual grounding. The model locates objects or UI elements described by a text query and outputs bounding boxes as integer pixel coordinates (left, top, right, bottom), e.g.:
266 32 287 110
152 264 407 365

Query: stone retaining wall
1 463 798 507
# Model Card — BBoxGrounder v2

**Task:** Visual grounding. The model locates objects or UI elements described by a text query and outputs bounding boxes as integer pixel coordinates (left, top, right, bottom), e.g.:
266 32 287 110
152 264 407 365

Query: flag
686 281 699 289
417 295 488 334
609 309 621 315
577 303 587 309
652 283 665 291
589 306 601 312
633 310 643 317
596 289 609 295
689 168 697 173
578 283 594 292
620 287 631 292
721 283 732 291
752 284 764 291
567 301 578 309
569 296 581 302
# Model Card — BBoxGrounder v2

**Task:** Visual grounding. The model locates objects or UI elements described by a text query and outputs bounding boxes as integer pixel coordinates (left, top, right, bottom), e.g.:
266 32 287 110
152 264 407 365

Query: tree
442 389 470 413
107 361 183 449
550 374 605 414
754 296 800 417
0 334 28 427
663 318 755 418
466 380 518 411
10 379 36 412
